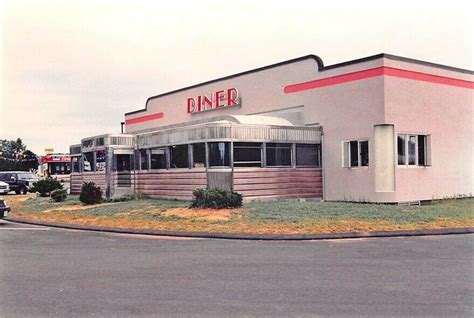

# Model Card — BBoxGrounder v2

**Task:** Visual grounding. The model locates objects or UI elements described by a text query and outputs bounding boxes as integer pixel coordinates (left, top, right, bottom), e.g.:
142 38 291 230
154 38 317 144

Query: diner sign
187 88 240 114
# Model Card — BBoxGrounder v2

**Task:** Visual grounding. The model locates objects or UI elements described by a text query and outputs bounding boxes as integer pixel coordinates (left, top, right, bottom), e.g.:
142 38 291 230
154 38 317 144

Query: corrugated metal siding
136 169 207 200
138 123 321 148
82 172 107 192
207 171 233 190
70 174 83 194
233 167 323 199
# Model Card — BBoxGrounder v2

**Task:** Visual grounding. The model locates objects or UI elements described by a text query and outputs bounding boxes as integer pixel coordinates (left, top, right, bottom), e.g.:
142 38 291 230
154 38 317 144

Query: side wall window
397 134 431 166
343 140 369 167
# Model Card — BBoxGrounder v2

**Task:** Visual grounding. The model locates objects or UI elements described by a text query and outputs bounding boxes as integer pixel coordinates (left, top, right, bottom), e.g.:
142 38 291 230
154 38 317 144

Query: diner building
70 53 473 203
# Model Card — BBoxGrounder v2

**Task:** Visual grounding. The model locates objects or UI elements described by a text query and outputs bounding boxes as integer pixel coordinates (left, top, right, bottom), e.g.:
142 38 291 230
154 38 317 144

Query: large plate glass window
150 148 167 169
208 142 230 167
170 145 189 168
139 149 149 170
234 143 262 167
71 157 80 173
192 143 206 168
266 143 292 167
83 152 95 172
296 144 321 167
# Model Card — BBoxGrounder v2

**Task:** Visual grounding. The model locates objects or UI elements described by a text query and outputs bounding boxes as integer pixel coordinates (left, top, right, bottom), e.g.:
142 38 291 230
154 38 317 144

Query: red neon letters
187 88 240 114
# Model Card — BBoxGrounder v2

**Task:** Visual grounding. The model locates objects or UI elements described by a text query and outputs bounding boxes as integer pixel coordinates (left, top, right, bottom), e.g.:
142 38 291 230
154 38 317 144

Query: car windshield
17 173 36 180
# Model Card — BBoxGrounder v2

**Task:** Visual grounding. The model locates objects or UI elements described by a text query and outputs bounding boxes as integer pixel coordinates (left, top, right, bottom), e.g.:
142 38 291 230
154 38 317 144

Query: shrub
79 182 103 205
191 187 243 209
51 189 68 202
31 177 63 197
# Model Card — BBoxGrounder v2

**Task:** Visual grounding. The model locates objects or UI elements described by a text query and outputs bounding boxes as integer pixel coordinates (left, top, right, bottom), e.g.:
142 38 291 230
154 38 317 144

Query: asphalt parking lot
0 220 473 317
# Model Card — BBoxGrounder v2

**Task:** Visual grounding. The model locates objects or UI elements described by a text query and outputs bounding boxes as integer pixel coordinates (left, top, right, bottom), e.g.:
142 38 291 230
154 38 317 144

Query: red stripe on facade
284 67 474 93
383 67 474 89
125 112 164 125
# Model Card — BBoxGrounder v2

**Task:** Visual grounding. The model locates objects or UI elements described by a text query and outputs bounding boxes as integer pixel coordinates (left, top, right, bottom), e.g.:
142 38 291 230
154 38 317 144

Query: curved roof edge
126 53 473 116
220 115 294 126
126 54 323 116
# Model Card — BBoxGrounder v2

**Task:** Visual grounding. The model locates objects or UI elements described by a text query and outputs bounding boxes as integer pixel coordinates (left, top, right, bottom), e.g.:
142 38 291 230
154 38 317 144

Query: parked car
0 197 11 218
0 171 39 194
0 181 10 194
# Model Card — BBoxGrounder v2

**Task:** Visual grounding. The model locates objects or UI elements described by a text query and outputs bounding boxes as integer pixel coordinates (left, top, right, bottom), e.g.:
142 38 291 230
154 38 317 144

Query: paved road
0 220 473 317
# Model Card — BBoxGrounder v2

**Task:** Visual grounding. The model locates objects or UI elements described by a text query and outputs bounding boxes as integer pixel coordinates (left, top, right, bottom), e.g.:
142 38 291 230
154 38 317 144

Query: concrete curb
5 216 474 240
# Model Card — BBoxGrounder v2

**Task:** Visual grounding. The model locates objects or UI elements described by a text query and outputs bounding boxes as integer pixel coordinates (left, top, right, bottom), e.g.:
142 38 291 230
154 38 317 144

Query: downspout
230 123 234 191
321 127 325 201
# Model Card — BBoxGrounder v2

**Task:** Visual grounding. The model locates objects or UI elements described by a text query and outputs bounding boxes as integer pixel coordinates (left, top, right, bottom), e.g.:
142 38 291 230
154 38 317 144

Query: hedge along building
70 53 473 203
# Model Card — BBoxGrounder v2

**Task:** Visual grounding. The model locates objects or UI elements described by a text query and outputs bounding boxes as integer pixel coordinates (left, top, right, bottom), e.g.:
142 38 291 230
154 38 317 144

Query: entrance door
115 154 132 187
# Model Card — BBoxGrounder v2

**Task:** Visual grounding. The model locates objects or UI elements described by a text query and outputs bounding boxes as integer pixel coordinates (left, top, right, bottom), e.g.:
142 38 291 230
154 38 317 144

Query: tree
0 138 39 171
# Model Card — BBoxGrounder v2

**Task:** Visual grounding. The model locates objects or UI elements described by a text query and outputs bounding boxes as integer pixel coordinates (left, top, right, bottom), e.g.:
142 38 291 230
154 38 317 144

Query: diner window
170 145 189 168
208 142 230 167
71 157 80 173
49 162 71 175
96 150 106 172
343 140 369 167
150 148 167 169
83 152 95 172
140 149 149 170
296 144 321 167
266 143 292 167
234 143 262 167
192 143 206 168
397 134 431 166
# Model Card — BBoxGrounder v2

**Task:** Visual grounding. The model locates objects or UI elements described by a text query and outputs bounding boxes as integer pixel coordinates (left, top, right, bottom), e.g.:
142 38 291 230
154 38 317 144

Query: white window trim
342 139 369 168
397 133 431 167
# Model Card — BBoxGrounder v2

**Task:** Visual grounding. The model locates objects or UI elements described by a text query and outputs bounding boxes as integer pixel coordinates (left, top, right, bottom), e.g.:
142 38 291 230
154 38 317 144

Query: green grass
85 199 188 216
18 195 473 227
21 195 81 213
243 199 474 224
20 195 190 216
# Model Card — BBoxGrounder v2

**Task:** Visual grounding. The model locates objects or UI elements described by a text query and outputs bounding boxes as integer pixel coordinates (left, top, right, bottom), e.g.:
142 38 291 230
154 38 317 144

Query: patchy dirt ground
4 194 474 234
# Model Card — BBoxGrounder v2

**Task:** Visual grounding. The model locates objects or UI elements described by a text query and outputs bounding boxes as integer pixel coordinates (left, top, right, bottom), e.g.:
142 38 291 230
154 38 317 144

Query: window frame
342 139 369 168
397 133 431 167
169 144 190 169
265 142 293 167
208 142 231 168
150 147 168 170
233 142 263 168
295 143 321 167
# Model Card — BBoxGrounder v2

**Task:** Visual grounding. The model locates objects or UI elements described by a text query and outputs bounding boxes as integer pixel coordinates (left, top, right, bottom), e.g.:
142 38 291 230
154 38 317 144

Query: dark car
0 171 39 195
0 197 11 218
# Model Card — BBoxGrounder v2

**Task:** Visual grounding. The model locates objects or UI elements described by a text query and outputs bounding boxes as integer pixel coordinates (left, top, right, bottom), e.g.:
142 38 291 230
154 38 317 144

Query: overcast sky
1 0 472 154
